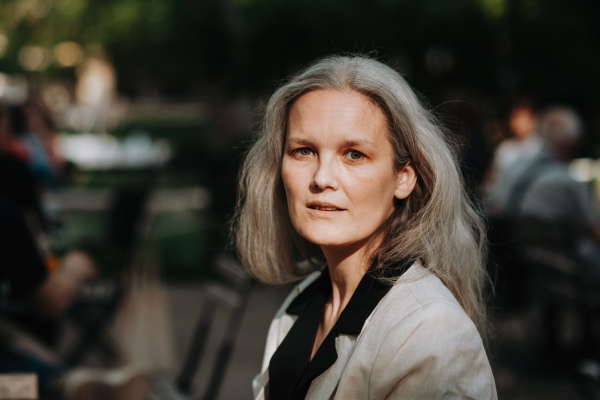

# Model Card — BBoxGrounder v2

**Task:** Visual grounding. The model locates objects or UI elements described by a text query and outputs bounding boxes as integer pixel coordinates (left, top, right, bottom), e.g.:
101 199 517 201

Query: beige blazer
252 262 497 400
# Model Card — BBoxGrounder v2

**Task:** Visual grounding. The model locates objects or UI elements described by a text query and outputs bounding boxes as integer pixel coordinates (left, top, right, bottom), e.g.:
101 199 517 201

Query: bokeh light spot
0 34 8 58
18 45 52 71
54 41 84 67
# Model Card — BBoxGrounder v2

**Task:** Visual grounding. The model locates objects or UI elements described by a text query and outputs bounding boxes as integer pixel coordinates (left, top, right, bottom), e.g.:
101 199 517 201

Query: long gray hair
233 55 488 335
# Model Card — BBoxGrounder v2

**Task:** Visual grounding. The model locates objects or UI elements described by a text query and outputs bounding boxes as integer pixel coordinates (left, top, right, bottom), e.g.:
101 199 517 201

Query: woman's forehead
287 89 387 134
290 89 380 113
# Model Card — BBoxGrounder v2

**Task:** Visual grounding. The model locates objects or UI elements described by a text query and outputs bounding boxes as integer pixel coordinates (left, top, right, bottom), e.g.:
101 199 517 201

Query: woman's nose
311 158 340 190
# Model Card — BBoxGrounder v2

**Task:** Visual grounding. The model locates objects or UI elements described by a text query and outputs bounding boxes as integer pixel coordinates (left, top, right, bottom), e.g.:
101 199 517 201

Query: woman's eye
296 148 314 157
344 150 364 161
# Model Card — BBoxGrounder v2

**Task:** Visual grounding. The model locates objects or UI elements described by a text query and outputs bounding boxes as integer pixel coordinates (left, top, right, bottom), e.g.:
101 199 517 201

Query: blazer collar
286 258 414 335
270 258 413 400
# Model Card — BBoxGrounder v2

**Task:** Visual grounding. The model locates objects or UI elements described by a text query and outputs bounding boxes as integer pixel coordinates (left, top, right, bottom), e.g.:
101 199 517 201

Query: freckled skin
281 89 413 253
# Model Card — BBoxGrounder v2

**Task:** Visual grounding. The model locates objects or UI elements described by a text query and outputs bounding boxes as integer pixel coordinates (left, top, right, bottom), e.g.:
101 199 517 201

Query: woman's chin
303 234 369 252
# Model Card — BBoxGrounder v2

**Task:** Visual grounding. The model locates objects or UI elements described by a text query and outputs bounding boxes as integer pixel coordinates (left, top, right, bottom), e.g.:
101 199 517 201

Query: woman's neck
310 243 371 360
322 244 370 317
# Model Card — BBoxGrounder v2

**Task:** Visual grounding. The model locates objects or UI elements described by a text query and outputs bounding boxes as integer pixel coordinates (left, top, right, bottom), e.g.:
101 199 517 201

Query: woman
234 55 496 399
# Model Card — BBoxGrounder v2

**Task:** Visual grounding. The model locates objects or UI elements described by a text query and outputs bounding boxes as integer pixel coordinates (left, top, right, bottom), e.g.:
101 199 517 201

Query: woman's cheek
283 163 308 194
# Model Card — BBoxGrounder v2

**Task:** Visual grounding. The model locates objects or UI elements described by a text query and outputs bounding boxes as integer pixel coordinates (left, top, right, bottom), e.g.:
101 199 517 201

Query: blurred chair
514 216 600 364
62 282 125 366
61 188 150 367
174 254 252 400
59 186 211 367
146 254 252 400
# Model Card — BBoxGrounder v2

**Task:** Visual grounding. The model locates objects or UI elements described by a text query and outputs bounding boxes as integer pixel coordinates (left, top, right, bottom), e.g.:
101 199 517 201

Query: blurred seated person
0 192 96 394
0 106 50 233
485 99 541 195
0 154 148 400
7 101 64 191
0 105 150 399
488 106 600 279
0 154 95 395
0 119 66 343
0 106 87 396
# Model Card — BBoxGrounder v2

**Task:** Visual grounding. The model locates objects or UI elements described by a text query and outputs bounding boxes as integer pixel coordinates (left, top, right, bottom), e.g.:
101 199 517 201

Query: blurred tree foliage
0 0 598 103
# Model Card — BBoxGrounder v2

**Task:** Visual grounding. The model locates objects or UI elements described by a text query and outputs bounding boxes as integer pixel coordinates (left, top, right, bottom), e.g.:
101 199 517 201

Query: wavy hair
233 55 488 335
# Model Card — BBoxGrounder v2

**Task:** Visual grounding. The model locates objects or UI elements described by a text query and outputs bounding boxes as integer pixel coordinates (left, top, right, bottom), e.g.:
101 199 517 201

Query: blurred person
485 100 541 199
234 55 496 399
0 151 96 335
8 100 63 191
0 192 94 395
500 106 600 276
0 119 88 396
0 107 149 399
0 106 68 344
0 105 50 232
485 106 600 305
491 107 600 379
0 158 149 400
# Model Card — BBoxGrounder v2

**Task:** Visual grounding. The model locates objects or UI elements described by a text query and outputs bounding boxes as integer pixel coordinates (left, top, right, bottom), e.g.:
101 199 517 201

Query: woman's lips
310 206 341 211
306 202 345 211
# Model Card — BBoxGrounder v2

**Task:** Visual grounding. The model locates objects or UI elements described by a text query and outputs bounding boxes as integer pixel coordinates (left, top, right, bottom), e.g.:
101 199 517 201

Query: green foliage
0 0 598 107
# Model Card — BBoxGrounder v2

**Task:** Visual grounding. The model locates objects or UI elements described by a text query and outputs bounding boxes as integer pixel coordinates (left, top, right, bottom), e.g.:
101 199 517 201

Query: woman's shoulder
341 263 495 400
365 262 475 338
360 264 494 398
393 262 465 310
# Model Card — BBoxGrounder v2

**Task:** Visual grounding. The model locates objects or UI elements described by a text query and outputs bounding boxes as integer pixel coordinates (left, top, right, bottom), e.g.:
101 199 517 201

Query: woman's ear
394 162 417 200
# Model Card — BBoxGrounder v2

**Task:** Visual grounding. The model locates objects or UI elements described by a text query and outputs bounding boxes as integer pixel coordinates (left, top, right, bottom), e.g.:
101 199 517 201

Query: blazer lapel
305 333 358 400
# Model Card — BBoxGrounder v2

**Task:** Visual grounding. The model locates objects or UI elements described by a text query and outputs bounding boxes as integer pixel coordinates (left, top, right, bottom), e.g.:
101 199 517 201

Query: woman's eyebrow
340 139 377 149
286 137 377 149
285 137 314 147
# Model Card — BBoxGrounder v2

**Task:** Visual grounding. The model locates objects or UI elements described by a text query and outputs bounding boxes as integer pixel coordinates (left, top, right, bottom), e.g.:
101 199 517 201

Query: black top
0 153 48 303
0 194 48 302
268 259 413 400
0 152 48 230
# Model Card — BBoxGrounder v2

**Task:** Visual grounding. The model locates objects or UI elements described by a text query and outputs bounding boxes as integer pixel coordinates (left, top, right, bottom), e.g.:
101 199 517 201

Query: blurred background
1 0 600 399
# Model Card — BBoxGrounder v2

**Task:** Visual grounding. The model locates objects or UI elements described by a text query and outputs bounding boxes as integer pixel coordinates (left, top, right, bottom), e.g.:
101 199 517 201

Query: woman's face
282 89 416 251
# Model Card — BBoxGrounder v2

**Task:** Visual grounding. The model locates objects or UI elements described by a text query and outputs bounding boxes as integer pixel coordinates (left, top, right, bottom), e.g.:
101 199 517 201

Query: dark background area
2 0 600 132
